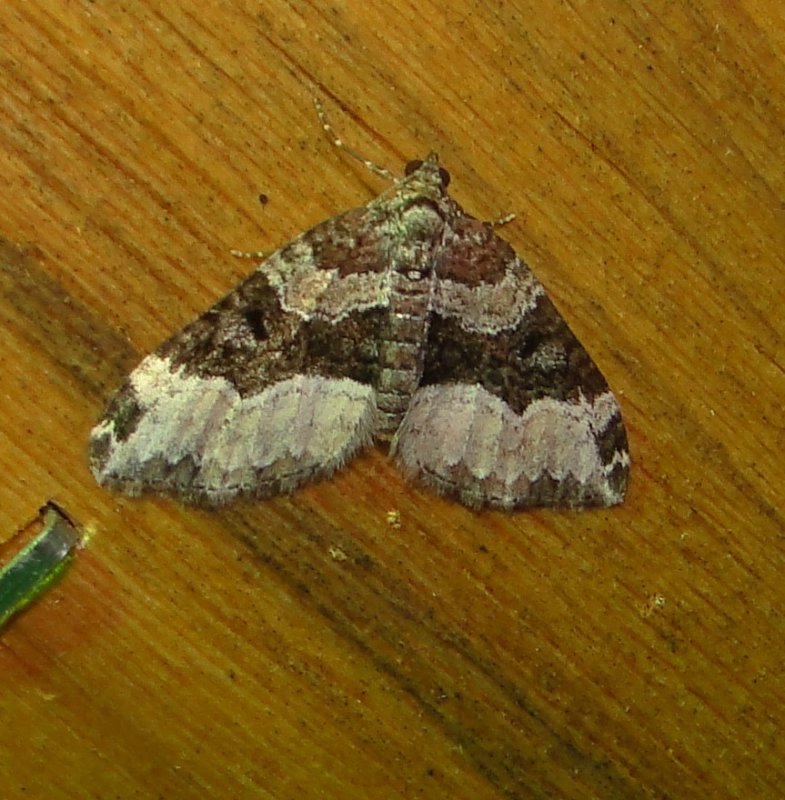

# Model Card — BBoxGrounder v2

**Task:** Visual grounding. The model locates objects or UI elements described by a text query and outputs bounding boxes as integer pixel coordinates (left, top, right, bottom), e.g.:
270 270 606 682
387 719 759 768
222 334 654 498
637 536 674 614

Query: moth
89 105 629 510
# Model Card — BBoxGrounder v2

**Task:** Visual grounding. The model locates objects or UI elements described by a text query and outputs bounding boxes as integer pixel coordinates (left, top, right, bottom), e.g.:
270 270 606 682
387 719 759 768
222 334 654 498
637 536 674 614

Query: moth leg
489 212 516 227
229 248 270 260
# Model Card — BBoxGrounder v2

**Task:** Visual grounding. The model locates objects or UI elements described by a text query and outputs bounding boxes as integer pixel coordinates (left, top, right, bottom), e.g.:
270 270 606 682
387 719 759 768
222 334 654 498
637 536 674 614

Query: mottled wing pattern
89 204 392 504
392 214 630 509
90 149 629 512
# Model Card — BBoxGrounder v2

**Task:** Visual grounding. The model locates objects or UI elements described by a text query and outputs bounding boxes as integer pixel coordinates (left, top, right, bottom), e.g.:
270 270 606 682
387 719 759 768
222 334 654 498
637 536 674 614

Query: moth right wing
392 215 629 510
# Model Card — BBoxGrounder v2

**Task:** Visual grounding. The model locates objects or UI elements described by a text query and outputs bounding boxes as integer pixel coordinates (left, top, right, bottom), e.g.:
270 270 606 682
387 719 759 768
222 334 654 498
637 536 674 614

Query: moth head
404 156 451 188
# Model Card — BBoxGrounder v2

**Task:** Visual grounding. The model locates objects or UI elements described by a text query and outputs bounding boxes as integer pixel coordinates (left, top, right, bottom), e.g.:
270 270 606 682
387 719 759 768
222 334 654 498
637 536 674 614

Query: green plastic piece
0 505 78 629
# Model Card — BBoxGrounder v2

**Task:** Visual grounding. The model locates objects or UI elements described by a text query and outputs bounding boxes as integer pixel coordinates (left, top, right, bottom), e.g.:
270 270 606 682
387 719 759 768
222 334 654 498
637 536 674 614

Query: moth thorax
398 198 445 239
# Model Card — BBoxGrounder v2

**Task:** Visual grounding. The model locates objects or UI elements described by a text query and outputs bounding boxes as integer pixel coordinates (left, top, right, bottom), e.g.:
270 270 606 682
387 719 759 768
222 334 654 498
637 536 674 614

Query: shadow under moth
89 103 629 510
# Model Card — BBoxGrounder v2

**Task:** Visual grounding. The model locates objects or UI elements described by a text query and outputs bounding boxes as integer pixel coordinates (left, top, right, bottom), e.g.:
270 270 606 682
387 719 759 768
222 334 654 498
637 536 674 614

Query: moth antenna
312 96 397 183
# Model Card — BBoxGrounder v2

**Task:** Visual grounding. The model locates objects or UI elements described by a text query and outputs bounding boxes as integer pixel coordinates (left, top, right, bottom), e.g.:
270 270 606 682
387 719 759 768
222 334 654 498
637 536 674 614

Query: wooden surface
1 2 783 798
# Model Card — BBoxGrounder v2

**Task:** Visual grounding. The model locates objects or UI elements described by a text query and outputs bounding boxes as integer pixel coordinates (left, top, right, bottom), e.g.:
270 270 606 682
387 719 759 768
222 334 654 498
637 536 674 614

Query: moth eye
243 309 268 340
404 160 424 176
437 167 451 188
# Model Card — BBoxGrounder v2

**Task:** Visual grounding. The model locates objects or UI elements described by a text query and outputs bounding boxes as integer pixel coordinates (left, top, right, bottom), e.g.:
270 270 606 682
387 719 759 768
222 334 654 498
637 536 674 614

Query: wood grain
1 2 783 798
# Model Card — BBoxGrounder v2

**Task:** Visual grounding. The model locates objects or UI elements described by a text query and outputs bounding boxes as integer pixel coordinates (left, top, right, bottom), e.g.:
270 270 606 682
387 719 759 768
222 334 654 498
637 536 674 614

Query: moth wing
392 215 629 509
90 206 390 504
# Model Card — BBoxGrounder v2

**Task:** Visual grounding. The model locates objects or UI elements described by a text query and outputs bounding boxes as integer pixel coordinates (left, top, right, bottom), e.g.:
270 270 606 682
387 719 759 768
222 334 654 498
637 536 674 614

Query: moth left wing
392 215 629 509
89 206 390 505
